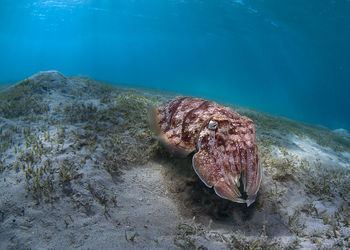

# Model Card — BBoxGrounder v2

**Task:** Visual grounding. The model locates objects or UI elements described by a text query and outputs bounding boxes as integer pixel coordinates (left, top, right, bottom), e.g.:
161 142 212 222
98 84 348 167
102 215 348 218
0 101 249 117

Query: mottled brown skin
150 97 262 206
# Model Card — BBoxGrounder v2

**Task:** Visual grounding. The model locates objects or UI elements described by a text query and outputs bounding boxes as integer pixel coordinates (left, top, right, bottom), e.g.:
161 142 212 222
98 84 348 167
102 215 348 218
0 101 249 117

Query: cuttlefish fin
148 105 162 136
245 162 262 206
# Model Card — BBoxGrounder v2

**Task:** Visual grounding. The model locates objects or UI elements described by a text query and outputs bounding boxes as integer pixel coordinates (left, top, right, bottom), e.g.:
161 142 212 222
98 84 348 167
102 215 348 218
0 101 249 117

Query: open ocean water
0 0 349 131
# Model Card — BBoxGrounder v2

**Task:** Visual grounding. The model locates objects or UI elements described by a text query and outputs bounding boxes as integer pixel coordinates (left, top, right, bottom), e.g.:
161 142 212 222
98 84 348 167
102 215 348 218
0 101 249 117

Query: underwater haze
0 0 349 130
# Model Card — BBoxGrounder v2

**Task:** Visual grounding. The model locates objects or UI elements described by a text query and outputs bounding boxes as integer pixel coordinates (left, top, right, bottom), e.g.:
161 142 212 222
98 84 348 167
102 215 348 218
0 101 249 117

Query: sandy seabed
0 71 349 249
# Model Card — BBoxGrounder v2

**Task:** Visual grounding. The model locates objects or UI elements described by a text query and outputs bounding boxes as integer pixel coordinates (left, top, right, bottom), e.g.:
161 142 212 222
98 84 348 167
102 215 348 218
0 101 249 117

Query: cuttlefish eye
208 120 218 130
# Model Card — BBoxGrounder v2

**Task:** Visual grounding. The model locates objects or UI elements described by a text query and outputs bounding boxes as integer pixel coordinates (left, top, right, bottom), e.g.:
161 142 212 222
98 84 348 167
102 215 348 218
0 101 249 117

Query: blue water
0 0 349 130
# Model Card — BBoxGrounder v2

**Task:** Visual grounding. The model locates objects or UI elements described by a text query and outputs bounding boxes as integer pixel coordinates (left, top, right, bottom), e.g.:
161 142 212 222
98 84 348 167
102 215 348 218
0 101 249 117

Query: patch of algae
0 78 49 118
0 74 166 205
60 91 164 175
172 219 294 249
104 93 163 164
235 107 350 152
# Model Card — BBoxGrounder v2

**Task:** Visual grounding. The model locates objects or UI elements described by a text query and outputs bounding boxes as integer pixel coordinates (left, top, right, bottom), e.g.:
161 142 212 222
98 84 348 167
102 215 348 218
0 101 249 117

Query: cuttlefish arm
192 143 246 204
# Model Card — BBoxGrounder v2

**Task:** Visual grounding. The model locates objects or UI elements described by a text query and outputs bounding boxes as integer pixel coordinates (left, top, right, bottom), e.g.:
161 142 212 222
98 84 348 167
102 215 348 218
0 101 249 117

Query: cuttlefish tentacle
150 96 262 206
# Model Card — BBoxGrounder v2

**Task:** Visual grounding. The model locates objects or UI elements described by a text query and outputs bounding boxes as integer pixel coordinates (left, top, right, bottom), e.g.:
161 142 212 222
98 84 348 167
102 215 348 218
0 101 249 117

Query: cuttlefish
149 97 262 206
